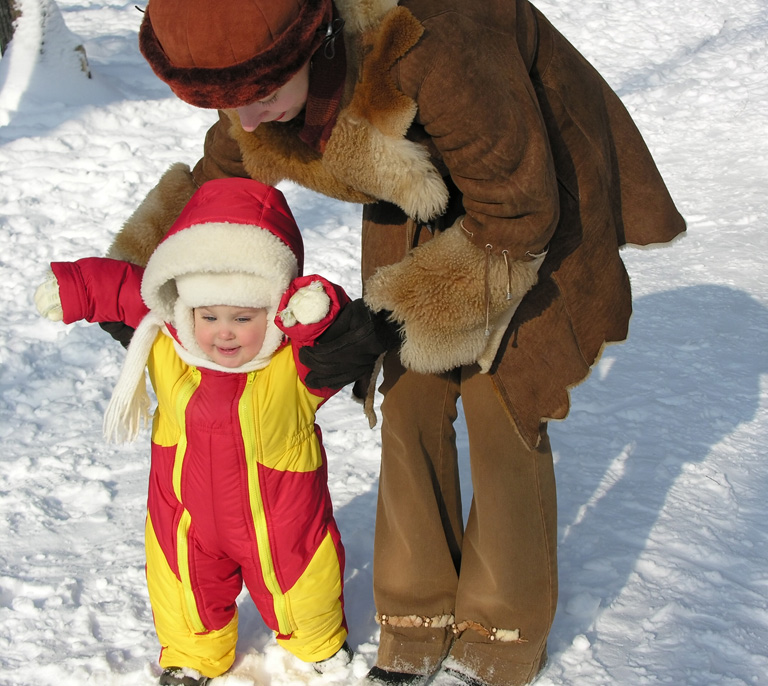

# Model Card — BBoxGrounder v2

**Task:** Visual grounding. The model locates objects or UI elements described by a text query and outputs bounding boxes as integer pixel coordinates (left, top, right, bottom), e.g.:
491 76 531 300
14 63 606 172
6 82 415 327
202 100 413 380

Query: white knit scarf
102 312 164 443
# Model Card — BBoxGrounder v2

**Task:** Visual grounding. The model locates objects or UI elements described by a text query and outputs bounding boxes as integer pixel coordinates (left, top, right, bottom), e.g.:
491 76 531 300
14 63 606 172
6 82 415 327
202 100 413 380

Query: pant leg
448 367 558 686
373 353 463 674
241 529 348 663
145 512 240 678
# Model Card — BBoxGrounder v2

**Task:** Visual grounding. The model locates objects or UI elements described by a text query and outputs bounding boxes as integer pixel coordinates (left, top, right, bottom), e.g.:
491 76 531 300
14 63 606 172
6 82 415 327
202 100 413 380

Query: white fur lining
142 222 298 321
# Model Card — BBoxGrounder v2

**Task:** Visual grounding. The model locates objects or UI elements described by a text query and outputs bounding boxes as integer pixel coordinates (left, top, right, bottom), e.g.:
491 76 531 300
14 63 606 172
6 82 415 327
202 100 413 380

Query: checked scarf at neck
299 10 347 154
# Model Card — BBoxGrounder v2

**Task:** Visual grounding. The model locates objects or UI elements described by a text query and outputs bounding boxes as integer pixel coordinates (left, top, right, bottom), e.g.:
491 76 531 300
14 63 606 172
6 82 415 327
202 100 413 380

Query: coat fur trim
107 162 198 266
335 0 398 33
364 218 543 374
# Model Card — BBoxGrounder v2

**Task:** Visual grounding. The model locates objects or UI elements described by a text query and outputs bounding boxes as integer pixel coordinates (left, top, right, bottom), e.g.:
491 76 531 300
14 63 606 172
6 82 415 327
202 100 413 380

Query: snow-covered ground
1 1 767 685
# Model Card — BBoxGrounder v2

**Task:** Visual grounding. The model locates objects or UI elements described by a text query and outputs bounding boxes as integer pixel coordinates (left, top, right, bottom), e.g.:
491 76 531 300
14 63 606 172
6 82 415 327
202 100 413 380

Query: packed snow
1 1 767 685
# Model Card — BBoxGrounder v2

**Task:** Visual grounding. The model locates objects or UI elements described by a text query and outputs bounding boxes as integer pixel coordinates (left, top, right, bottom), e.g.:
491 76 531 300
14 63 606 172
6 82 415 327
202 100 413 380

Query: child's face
193 305 268 368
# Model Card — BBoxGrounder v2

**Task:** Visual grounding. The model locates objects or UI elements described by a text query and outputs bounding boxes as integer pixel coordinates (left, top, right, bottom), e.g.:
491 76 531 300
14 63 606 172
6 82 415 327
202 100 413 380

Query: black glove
99 321 135 349
299 298 401 390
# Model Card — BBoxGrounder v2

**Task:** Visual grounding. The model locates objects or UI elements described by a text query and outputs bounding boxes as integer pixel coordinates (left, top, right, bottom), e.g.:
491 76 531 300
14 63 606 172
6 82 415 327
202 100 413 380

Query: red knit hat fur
139 0 332 109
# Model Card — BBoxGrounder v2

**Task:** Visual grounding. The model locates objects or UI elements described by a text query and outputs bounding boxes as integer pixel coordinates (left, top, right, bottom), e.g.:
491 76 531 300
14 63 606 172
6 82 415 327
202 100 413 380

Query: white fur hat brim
141 221 299 366
175 271 272 309
142 222 299 321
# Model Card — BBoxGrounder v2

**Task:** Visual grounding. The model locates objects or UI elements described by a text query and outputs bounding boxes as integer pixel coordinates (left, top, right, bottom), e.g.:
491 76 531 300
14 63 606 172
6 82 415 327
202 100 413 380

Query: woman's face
234 60 311 132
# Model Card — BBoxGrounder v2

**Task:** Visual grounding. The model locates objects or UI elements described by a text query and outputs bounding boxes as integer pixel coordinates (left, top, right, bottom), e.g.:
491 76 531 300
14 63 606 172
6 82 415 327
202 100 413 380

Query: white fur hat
141 177 304 367
104 178 304 442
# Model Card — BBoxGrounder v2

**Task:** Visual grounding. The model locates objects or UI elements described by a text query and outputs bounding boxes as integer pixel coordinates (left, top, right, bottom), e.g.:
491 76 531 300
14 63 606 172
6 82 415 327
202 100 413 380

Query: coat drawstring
461 218 494 337
502 249 514 300
461 218 523 336
484 244 492 336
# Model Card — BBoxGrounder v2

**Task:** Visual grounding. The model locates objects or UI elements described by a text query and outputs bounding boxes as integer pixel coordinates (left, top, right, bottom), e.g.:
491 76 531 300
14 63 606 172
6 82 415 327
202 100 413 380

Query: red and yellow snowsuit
52 258 349 678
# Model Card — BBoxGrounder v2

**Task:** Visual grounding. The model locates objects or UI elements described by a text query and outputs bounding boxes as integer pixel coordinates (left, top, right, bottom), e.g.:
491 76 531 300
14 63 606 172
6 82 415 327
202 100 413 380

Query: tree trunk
0 0 19 56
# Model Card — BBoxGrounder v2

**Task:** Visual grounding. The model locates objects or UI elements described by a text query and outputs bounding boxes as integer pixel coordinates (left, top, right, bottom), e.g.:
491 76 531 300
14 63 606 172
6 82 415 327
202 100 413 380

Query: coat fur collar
226 0 449 222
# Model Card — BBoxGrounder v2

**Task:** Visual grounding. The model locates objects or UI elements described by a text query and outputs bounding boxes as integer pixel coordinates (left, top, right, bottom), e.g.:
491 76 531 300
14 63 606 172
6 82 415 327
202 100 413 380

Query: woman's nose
236 101 269 132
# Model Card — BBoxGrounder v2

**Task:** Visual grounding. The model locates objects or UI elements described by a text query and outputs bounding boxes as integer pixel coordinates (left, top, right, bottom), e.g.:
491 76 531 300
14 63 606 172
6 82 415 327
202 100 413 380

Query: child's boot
158 667 210 686
313 640 354 673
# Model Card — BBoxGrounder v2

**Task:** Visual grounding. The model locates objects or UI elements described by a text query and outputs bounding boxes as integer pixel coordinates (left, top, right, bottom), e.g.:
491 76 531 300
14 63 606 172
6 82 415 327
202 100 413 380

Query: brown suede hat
139 0 333 108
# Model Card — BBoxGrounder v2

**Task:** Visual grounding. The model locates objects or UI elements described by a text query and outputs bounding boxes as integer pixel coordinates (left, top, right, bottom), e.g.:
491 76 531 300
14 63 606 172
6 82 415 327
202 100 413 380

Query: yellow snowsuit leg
274 530 348 662
145 514 238 678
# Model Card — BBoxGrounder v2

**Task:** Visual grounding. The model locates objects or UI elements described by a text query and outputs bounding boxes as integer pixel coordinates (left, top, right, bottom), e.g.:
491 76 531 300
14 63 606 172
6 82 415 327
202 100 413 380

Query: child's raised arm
35 257 149 329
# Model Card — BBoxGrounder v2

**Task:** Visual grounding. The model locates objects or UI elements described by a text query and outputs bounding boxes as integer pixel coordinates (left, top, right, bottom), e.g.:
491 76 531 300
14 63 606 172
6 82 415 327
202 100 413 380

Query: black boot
158 667 210 686
361 665 430 685
431 665 490 686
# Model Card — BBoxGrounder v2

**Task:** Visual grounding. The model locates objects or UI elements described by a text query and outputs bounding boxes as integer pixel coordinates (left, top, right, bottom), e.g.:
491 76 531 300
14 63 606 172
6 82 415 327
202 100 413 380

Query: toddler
35 178 353 686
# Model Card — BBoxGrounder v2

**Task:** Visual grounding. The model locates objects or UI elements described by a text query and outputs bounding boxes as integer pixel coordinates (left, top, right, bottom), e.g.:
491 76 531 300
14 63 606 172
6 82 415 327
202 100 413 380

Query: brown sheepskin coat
110 0 685 448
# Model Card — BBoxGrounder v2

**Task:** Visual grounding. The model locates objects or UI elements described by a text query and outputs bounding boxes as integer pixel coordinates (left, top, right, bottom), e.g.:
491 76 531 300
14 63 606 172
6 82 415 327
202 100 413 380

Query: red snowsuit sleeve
275 274 350 399
51 257 149 329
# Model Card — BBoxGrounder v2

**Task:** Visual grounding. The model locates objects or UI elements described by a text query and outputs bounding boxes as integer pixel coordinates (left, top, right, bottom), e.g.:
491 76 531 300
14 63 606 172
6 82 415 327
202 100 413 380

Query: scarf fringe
103 313 163 443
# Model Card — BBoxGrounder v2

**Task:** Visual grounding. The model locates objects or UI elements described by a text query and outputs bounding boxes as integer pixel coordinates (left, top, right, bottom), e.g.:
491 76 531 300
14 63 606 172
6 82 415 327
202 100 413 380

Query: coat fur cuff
364 219 543 374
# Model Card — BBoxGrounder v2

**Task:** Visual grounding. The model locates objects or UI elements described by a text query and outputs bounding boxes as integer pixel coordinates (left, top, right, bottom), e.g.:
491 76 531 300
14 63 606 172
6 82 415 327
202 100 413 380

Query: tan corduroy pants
373 353 557 686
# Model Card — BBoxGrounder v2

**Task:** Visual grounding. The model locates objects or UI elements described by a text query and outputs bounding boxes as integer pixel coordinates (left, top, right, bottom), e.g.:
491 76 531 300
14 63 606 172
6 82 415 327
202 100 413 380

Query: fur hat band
139 0 333 108
176 272 272 310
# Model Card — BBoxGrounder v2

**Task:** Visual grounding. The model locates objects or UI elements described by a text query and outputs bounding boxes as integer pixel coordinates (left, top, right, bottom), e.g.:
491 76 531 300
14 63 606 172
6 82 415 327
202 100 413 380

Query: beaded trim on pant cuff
375 612 455 628
375 614 524 642
452 620 524 643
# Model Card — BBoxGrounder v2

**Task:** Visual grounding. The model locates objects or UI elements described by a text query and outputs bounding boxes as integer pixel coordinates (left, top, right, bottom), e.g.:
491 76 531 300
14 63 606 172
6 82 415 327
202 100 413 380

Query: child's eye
201 315 217 322
235 317 252 323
